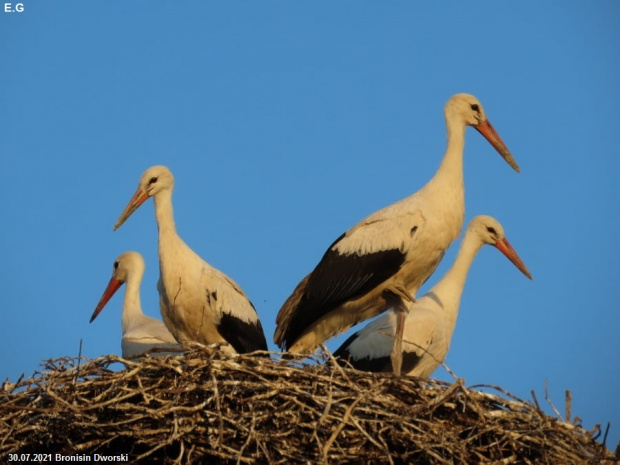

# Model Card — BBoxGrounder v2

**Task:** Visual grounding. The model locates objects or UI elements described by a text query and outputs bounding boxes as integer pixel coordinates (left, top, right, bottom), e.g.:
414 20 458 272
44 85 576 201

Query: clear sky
2 1 619 449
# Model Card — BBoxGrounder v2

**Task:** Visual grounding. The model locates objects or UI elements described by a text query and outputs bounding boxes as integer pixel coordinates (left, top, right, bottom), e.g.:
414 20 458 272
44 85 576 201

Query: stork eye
470 104 480 112
149 177 158 185
113 261 119 270
486 226 497 235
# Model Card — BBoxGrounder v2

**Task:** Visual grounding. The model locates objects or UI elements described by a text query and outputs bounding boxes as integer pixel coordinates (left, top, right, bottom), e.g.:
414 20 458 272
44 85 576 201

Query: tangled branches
0 347 616 464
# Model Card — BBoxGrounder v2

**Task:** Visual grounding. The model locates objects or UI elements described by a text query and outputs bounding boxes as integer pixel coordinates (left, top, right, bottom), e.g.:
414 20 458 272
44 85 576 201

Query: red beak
475 119 520 173
90 277 123 323
113 187 149 231
494 238 533 280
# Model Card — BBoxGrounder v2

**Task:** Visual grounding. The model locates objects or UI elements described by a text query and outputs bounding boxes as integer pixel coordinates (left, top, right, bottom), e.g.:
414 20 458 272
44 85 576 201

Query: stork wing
337 348 423 374
333 311 395 371
275 210 425 350
215 275 269 355
334 306 439 375
305 233 406 310
129 315 180 344
217 310 269 355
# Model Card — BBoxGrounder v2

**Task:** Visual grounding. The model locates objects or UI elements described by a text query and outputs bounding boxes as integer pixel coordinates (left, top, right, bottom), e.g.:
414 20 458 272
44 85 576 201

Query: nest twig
0 346 616 464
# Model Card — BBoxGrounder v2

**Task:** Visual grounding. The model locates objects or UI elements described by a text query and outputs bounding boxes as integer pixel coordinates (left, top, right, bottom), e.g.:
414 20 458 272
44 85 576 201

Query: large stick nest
1 346 616 464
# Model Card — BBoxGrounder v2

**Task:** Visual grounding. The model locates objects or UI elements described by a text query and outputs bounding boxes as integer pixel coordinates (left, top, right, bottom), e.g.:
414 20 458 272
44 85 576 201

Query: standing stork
274 94 520 375
334 215 532 376
113 166 269 356
90 251 183 357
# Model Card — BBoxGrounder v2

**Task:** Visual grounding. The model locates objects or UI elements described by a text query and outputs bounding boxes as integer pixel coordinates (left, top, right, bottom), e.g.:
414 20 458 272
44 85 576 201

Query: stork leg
384 285 415 376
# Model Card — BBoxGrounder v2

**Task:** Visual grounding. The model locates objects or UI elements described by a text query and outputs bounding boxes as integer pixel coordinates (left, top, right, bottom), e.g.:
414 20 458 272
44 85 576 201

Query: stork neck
435 120 466 183
153 190 177 238
430 232 483 325
122 275 143 333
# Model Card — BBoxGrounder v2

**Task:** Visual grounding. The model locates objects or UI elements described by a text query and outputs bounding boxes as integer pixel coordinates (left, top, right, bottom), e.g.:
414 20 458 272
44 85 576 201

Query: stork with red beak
90 251 182 357
274 94 519 375
334 215 532 376
114 166 269 356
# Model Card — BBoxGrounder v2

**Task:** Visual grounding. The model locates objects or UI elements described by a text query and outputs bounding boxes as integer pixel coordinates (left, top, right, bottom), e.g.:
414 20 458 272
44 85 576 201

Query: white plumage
334 215 532 377
275 94 519 375
114 166 269 355
90 251 183 357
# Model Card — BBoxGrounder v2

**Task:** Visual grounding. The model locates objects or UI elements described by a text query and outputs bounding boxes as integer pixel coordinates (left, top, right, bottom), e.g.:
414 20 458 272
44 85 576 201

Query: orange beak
90 277 123 323
475 119 520 173
113 187 149 231
494 238 533 280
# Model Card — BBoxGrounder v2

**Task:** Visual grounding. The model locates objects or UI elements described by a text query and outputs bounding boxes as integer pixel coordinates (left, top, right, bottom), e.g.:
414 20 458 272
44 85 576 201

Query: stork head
445 93 520 172
446 93 488 126
89 251 145 323
114 165 174 231
468 215 533 280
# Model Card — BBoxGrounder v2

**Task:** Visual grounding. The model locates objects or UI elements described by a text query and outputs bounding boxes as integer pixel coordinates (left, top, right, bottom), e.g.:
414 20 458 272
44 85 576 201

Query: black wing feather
283 233 406 348
335 333 422 374
305 233 405 307
217 312 270 356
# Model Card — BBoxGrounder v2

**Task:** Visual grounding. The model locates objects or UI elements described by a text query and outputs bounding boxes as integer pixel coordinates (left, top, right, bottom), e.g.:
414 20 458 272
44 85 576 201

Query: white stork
274 94 519 374
113 166 269 356
334 215 532 376
90 251 183 357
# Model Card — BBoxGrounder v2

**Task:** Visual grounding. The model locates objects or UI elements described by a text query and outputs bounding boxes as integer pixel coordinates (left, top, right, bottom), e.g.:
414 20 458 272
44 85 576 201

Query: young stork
113 166 269 356
274 94 520 375
334 215 533 376
90 251 183 357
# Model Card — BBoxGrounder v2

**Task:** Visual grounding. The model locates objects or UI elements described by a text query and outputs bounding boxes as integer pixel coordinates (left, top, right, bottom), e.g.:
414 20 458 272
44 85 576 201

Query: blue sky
2 1 619 449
